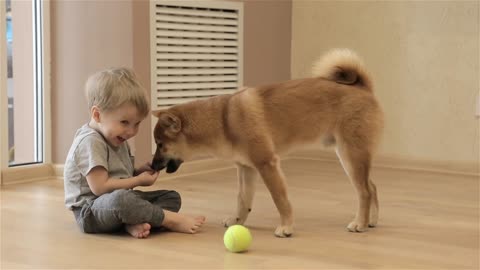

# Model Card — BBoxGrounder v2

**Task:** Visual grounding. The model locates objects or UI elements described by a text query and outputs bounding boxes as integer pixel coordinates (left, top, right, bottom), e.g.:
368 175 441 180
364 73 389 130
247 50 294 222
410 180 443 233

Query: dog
151 49 384 237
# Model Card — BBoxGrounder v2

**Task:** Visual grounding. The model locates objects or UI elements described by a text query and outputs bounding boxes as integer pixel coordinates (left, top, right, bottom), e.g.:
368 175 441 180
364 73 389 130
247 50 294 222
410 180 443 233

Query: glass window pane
5 0 43 166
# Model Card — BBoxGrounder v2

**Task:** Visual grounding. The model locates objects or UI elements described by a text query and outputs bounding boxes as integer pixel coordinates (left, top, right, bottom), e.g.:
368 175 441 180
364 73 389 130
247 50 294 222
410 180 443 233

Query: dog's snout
166 159 183 173
151 157 182 173
151 156 167 172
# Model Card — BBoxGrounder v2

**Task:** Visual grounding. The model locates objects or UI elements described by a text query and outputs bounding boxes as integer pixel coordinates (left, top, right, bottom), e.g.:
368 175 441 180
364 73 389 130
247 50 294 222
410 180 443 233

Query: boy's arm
86 166 158 196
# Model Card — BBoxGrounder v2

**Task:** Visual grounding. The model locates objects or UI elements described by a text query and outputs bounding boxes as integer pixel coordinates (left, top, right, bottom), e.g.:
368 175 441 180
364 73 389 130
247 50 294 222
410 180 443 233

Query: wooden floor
1 158 479 269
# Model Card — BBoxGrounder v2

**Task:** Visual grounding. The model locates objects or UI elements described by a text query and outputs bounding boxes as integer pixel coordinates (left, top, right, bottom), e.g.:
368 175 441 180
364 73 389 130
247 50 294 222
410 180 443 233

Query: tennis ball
223 225 252 253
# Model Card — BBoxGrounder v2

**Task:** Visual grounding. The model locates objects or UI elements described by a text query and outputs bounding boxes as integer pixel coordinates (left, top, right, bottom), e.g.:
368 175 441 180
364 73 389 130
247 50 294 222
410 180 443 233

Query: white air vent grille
150 1 244 110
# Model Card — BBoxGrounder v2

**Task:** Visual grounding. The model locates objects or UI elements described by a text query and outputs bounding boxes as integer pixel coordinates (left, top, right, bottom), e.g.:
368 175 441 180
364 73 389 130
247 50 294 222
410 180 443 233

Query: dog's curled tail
312 48 373 91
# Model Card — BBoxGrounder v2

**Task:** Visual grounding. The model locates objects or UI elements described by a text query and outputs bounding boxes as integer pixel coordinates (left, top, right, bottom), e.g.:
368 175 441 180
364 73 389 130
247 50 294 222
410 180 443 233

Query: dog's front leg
255 155 294 238
223 164 257 227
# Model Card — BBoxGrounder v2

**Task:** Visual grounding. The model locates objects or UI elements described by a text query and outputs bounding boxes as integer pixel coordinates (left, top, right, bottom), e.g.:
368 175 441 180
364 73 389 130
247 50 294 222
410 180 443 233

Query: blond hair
85 67 150 117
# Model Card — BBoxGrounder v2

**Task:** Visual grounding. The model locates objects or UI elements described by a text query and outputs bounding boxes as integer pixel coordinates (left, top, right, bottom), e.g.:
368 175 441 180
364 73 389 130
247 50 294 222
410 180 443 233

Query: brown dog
152 49 384 237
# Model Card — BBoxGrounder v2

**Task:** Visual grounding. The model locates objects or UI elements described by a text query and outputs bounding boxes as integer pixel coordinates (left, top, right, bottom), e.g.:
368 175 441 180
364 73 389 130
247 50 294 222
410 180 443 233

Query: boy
64 68 205 238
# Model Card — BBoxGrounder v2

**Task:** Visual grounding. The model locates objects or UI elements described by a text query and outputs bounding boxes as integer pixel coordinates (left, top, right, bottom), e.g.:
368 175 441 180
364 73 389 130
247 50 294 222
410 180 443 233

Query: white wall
292 1 479 165
51 1 134 163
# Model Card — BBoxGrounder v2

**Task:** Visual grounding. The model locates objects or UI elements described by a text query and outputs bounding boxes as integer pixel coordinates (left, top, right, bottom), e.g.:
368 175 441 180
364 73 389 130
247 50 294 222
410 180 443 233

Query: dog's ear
158 112 181 137
152 110 162 118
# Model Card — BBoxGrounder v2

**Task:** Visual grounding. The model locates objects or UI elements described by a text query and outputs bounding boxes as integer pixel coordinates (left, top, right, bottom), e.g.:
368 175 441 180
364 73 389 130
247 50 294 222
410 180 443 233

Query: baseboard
52 164 64 179
288 149 479 177
1 163 55 185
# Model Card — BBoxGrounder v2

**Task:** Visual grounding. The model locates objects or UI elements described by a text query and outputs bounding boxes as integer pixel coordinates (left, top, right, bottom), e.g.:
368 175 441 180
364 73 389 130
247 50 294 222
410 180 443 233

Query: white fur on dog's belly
211 144 254 167
232 152 254 167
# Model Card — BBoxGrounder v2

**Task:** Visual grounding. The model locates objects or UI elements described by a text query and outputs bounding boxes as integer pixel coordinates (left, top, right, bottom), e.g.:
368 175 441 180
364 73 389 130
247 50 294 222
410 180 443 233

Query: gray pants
73 189 181 233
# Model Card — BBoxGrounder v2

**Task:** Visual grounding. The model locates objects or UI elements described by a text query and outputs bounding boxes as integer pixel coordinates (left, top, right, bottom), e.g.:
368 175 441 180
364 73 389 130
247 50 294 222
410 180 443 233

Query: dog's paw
222 216 244 227
274 225 293 238
368 218 378 228
369 212 378 228
347 220 368 232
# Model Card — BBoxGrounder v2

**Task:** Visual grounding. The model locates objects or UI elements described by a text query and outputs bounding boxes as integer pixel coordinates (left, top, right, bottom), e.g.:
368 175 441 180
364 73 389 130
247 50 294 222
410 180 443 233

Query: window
0 0 50 169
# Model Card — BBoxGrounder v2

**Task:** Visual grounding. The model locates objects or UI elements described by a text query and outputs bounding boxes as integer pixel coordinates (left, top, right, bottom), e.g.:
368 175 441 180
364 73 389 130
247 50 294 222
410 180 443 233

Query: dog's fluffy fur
152 49 384 237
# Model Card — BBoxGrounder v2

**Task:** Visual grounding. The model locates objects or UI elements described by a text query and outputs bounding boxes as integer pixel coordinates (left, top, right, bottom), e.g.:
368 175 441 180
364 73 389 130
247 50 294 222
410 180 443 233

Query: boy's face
93 103 144 147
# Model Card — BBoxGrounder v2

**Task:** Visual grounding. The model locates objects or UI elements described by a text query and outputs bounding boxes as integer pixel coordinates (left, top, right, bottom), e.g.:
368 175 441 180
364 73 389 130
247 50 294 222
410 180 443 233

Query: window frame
0 0 51 180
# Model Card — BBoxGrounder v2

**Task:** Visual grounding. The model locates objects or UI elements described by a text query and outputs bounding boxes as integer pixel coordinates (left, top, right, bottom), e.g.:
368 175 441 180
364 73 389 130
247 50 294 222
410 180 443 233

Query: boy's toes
195 216 206 223
142 230 150 238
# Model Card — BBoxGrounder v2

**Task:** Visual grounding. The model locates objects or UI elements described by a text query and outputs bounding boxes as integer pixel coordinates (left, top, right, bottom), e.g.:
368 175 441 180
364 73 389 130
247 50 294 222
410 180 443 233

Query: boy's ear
91 106 101 123
158 112 181 136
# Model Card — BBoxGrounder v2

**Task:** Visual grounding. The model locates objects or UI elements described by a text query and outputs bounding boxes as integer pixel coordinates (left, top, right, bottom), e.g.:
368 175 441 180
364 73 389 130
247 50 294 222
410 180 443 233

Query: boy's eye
121 120 129 125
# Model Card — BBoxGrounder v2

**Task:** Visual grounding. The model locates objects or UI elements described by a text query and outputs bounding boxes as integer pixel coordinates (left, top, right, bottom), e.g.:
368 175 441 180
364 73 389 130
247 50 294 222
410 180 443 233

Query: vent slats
157 89 235 98
156 30 237 40
156 61 238 68
155 14 238 26
156 37 237 47
156 53 238 61
157 45 238 54
151 1 243 109
157 6 238 19
158 75 238 83
157 82 238 90
156 22 238 33
156 68 238 75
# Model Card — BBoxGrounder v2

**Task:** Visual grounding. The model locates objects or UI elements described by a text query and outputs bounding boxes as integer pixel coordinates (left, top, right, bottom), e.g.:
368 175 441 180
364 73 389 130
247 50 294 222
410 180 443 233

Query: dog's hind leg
223 164 257 227
368 179 379 227
335 141 375 232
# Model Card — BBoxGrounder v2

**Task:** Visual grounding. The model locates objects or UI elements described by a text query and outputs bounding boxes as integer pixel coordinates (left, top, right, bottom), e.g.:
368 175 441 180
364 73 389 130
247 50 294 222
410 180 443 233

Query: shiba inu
152 49 384 237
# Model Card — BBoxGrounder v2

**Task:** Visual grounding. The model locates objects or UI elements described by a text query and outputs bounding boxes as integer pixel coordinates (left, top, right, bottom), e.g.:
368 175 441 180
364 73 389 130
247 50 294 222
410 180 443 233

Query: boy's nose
126 127 138 137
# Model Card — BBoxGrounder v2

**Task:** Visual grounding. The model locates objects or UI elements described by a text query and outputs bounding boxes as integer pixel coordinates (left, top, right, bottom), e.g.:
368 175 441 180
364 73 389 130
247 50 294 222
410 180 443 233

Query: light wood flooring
1 158 479 269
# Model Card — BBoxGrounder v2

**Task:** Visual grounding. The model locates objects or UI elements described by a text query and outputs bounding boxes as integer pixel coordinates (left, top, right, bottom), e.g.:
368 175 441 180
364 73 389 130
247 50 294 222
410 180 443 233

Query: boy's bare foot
162 210 206 234
125 223 151 238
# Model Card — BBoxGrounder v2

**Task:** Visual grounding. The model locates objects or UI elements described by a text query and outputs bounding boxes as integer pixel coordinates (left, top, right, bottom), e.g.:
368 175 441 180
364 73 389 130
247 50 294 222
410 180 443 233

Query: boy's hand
136 170 159 187
136 162 154 175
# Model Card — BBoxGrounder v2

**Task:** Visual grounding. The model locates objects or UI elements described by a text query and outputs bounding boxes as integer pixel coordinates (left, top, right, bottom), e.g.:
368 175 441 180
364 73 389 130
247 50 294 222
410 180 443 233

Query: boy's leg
132 190 182 213
77 189 165 233
132 190 206 234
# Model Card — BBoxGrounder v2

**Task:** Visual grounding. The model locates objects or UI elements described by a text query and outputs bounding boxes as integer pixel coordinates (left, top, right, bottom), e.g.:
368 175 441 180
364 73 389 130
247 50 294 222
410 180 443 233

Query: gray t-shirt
64 124 135 210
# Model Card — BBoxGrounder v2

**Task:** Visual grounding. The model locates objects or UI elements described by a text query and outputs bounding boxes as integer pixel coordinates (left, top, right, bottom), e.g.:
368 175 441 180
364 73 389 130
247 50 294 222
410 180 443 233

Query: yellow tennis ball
223 225 252 253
